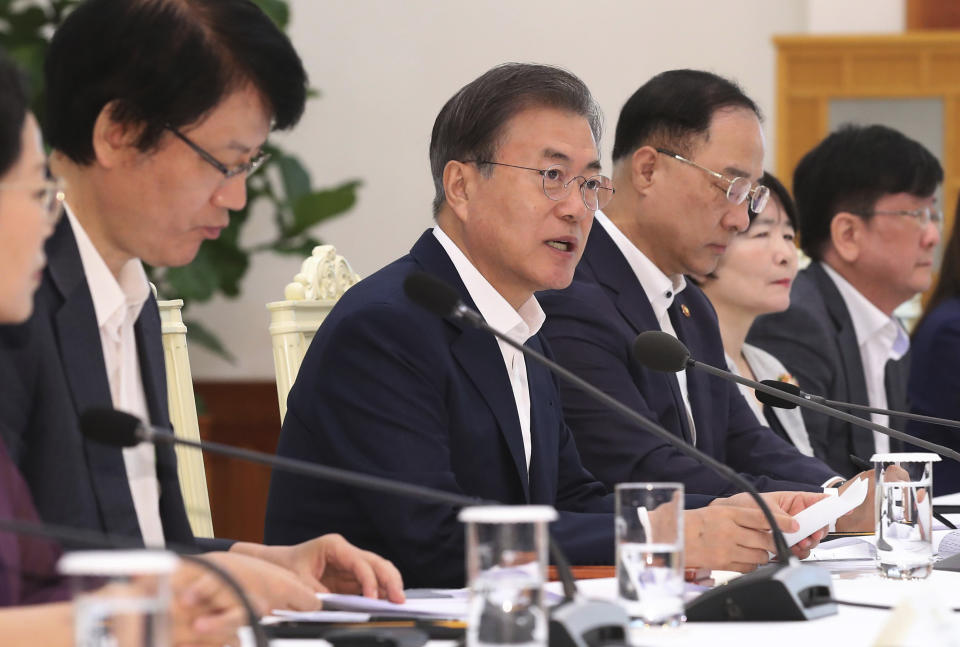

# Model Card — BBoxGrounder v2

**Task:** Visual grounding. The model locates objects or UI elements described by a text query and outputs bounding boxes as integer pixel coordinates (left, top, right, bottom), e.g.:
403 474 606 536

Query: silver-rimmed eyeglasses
0 177 66 224
166 125 270 179
655 148 769 214
862 207 943 229
466 160 615 211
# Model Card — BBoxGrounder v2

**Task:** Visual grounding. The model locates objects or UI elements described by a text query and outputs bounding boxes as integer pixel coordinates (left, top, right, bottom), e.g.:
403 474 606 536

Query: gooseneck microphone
402 271 836 623
79 408 629 647
756 379 960 431
634 331 960 574
631 331 960 466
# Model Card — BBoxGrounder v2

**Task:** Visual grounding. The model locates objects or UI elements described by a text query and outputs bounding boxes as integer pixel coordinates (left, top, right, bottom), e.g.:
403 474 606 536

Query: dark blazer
749 262 908 477
906 297 960 495
538 223 836 496
0 218 194 548
265 231 624 588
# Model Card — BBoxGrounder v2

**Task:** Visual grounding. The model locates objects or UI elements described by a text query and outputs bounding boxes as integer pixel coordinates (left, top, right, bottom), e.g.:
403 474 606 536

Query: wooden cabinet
775 33 960 236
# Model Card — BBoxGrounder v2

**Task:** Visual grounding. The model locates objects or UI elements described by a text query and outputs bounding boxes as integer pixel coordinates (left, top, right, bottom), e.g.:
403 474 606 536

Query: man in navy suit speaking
538 70 873 532
265 63 828 587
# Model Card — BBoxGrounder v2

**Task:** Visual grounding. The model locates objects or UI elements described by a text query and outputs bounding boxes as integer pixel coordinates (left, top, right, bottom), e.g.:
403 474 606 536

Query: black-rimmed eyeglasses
465 160 615 211
166 125 270 179
655 148 769 214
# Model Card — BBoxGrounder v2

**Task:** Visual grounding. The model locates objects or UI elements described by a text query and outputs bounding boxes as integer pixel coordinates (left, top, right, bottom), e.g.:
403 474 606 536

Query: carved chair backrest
267 245 360 422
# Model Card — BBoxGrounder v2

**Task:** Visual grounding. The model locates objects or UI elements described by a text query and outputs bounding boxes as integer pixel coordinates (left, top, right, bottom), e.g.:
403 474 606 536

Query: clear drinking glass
58 550 179 647
615 482 685 628
459 505 557 647
872 453 940 579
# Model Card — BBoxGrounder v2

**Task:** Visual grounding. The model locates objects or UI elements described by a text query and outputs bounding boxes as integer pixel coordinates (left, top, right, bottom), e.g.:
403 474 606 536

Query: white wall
189 0 893 379
807 0 904 33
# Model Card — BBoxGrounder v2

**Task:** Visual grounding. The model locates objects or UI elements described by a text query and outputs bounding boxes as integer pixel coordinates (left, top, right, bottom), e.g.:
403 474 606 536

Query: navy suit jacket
265 231 624 588
0 218 194 548
538 223 836 496
906 297 960 494
749 263 909 477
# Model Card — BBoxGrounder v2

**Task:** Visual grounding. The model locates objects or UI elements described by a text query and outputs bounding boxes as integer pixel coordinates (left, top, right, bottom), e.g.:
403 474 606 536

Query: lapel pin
681 304 691 318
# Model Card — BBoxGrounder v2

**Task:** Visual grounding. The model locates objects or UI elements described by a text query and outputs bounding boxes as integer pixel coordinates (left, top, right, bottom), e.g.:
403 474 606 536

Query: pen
849 454 873 471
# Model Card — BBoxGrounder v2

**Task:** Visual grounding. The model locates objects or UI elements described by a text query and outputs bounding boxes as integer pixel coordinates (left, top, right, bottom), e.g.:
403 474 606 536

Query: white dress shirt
821 263 910 455
595 212 697 444
433 227 545 470
65 206 166 546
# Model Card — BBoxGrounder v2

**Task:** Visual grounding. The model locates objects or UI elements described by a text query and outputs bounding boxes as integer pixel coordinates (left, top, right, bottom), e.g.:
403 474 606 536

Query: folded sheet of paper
783 476 869 547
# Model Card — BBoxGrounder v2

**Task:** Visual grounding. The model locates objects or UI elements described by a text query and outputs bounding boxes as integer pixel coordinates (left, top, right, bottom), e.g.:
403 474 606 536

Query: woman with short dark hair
698 172 814 455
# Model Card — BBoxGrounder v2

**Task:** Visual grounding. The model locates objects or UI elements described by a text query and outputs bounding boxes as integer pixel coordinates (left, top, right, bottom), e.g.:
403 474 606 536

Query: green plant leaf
270 236 323 257
4 7 49 45
277 152 312 205
290 180 361 237
250 0 289 29
205 238 250 298
163 248 220 302
184 319 236 364
3 0 361 362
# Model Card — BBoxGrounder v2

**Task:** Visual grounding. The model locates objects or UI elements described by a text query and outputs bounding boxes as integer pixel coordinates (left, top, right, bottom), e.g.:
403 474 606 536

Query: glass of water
459 505 557 647
615 482 684 628
872 453 941 579
59 550 179 647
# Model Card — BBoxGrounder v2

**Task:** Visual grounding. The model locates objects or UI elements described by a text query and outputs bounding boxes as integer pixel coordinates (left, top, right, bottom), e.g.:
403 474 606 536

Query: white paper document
783 476 869 547
312 591 470 620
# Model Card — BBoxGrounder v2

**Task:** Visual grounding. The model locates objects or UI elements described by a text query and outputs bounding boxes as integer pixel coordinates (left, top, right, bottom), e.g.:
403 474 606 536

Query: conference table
256 496 960 646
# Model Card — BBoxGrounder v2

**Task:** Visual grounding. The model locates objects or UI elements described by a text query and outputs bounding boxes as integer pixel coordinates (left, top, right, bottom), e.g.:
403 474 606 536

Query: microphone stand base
685 563 836 622
934 553 960 572
549 598 629 647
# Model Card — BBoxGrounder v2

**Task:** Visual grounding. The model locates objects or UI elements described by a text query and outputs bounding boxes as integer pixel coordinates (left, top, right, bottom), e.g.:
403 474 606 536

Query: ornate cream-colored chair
155 292 215 538
267 245 360 422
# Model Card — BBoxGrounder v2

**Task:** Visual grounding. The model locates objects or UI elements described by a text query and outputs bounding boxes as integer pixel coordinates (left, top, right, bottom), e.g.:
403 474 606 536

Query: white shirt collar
432 226 545 344
64 204 151 333
595 211 686 320
820 262 909 360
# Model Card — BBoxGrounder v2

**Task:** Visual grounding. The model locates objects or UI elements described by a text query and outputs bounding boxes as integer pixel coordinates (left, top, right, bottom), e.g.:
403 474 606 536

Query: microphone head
403 271 461 318
79 408 143 447
632 331 691 372
756 380 800 409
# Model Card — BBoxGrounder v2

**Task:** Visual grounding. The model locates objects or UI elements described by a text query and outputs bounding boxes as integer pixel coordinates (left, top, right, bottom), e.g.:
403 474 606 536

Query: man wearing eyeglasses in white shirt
0 0 404 615
539 70 877 534
750 124 943 478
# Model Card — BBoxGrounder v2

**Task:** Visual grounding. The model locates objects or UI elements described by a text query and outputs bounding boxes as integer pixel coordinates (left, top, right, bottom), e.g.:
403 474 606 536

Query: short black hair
612 69 760 163
757 171 798 230
45 0 308 164
794 124 943 261
429 62 602 216
0 48 29 178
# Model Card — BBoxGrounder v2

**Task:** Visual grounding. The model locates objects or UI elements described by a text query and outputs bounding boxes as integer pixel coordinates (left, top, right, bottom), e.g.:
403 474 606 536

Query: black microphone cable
756 379 960 431
401 271 845 624
632 330 960 465
78 408 581 602
404 272 797 564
